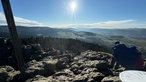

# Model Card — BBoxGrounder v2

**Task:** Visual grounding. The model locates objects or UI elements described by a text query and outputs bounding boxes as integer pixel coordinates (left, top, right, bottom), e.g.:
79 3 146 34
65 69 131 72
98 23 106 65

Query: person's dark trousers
111 57 119 69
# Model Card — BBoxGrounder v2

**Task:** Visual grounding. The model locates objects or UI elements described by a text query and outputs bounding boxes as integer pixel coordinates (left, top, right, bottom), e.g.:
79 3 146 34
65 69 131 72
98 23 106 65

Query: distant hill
71 27 146 38
0 26 75 38
1 26 146 53
0 26 103 45
1 26 146 38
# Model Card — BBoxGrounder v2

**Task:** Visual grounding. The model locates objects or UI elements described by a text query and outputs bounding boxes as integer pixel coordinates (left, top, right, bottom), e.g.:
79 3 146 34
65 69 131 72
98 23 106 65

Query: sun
70 1 77 12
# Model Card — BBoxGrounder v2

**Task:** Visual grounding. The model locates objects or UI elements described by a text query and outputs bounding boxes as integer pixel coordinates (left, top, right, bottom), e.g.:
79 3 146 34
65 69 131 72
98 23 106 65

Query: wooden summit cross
1 0 24 72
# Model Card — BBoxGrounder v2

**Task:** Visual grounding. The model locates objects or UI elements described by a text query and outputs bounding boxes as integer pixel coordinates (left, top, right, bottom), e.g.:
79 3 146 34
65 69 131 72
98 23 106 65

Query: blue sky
0 0 146 28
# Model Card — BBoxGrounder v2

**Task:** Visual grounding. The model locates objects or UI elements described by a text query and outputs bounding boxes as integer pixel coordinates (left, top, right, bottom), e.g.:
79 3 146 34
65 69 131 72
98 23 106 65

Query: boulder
84 60 100 68
0 66 19 82
54 69 74 77
25 75 56 82
73 72 104 82
54 75 73 82
81 68 98 74
96 60 109 71
56 57 70 70
88 72 105 82
101 76 122 82
70 64 81 75
22 44 46 62
73 74 88 82
23 59 56 79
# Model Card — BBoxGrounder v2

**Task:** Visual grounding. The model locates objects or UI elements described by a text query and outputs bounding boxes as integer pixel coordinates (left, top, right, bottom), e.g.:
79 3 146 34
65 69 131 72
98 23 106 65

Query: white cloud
1 12 145 28
98 20 135 24
51 19 146 29
0 12 46 27
0 12 6 21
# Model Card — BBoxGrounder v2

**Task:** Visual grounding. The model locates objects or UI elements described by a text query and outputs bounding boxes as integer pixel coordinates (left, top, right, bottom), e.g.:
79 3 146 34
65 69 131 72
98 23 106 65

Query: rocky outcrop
20 50 125 82
0 49 126 82
101 76 121 82
0 66 19 82
1 37 146 82
25 75 50 82
22 59 56 80
0 41 128 82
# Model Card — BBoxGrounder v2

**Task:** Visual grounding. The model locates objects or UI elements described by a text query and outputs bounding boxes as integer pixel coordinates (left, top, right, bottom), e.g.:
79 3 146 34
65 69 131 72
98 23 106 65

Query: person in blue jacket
111 41 144 70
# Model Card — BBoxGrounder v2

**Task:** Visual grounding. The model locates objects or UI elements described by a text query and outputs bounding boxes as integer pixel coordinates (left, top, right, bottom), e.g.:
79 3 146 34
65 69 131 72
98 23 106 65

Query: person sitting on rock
128 46 144 70
111 41 127 69
111 41 144 70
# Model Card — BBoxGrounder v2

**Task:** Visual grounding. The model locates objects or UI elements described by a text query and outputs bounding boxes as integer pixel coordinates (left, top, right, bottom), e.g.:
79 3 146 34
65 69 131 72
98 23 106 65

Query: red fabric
136 55 144 68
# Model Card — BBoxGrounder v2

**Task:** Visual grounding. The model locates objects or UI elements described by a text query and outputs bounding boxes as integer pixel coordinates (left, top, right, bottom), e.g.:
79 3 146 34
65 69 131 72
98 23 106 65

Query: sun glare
70 1 77 12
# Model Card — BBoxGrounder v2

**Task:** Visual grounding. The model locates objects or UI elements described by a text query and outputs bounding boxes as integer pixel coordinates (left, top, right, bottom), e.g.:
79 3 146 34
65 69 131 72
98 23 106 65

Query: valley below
0 26 146 82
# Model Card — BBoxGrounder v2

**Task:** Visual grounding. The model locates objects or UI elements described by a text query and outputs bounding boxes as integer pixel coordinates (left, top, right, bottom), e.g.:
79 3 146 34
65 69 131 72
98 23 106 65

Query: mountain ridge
1 25 146 54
